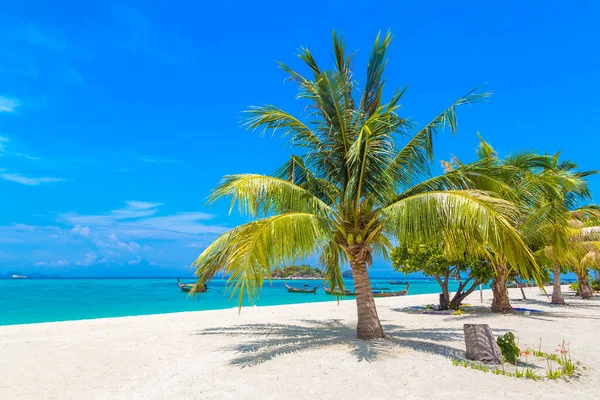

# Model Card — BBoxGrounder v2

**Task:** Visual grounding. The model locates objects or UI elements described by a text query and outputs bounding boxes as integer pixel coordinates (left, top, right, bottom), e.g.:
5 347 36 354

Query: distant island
271 265 324 279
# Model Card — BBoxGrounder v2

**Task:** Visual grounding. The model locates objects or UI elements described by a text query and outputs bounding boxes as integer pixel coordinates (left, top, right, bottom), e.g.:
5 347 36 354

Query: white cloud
36 260 69 267
60 201 224 240
125 200 163 210
0 201 226 270
128 257 142 265
1 173 64 185
0 96 19 113
72 225 90 237
76 252 103 266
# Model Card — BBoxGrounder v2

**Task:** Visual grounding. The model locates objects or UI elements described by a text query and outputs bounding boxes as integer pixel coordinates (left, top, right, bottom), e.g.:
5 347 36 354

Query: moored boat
178 279 207 293
11 274 27 279
323 287 356 296
285 283 318 293
373 283 410 297
389 280 406 285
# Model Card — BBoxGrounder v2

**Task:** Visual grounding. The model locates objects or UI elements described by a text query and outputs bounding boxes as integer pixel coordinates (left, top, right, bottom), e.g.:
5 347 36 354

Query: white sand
1 286 599 400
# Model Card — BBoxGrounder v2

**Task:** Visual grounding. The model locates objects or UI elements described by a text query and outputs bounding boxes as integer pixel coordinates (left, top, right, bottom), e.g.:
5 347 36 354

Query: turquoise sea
0 277 469 326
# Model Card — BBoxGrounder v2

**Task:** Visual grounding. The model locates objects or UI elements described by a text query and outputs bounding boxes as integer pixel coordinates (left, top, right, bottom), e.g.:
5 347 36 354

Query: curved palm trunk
577 268 595 300
491 263 513 313
551 262 565 305
350 250 384 340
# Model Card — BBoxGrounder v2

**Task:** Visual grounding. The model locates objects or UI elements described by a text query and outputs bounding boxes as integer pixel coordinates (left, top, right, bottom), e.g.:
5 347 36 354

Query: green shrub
569 282 579 292
497 332 520 363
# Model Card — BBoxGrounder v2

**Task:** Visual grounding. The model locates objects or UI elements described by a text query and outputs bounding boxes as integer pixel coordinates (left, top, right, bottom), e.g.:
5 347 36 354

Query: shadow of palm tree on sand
192 319 467 368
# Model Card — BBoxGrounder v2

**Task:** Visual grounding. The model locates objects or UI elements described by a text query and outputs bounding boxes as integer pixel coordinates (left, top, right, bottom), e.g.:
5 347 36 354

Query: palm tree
574 249 600 299
524 157 599 304
441 136 555 312
191 32 539 339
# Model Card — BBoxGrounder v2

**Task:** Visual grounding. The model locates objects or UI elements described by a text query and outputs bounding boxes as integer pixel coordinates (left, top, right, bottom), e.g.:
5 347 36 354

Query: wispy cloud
35 260 70 267
0 202 225 271
0 135 40 159
14 24 67 51
60 201 223 240
1 173 65 185
0 136 8 152
71 225 90 237
126 200 164 210
0 96 19 113
137 155 181 165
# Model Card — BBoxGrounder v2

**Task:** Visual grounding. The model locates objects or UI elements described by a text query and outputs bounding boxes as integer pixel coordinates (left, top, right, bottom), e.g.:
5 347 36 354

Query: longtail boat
389 280 406 285
285 283 318 293
178 279 207 293
373 283 410 297
323 287 356 296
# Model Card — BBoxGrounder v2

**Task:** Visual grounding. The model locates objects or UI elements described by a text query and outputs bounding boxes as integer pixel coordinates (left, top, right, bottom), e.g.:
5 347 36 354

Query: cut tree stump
463 324 503 365
439 293 448 310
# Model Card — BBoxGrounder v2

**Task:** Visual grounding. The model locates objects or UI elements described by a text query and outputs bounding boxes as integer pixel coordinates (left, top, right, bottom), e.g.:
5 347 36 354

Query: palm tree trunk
577 268 594 300
350 254 384 340
491 263 513 313
551 262 565 305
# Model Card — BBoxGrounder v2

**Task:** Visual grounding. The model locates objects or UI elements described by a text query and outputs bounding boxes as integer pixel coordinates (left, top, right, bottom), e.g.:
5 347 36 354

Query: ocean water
0 277 470 326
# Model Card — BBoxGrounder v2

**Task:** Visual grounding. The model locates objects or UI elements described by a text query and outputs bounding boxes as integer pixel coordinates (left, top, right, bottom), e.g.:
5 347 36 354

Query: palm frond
209 174 335 218
359 30 392 116
192 213 332 306
381 190 540 281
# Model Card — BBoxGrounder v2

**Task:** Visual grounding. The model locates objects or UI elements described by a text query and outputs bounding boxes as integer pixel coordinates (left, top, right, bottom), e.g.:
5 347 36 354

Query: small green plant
546 360 561 380
514 368 524 378
451 338 580 381
497 332 520 363
453 308 465 316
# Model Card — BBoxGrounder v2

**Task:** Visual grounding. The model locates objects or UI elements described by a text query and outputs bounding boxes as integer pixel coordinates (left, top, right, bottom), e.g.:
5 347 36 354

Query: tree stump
439 293 448 310
463 324 503 365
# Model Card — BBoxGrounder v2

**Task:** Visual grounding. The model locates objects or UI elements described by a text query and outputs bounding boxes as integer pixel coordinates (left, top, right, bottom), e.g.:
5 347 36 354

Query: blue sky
1 1 599 277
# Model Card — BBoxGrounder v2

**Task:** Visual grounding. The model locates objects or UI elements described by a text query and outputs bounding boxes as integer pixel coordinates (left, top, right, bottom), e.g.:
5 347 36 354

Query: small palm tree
192 32 539 339
523 157 600 304
441 136 555 312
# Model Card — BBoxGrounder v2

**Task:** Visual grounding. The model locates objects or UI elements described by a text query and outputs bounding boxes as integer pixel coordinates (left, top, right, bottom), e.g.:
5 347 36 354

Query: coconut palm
523 157 599 304
191 32 539 339
440 136 557 312
574 249 600 299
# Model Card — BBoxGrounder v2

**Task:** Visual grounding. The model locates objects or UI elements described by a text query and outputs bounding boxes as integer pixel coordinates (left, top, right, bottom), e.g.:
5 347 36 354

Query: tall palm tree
191 32 539 339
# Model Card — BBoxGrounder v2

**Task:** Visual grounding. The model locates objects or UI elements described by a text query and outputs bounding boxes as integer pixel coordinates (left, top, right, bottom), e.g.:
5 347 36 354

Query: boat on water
323 287 356 296
177 279 207 293
388 280 406 285
285 283 318 293
11 274 27 279
373 283 410 297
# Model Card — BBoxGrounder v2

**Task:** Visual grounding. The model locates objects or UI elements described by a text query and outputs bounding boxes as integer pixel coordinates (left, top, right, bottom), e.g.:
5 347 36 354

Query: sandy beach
1 286 599 399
